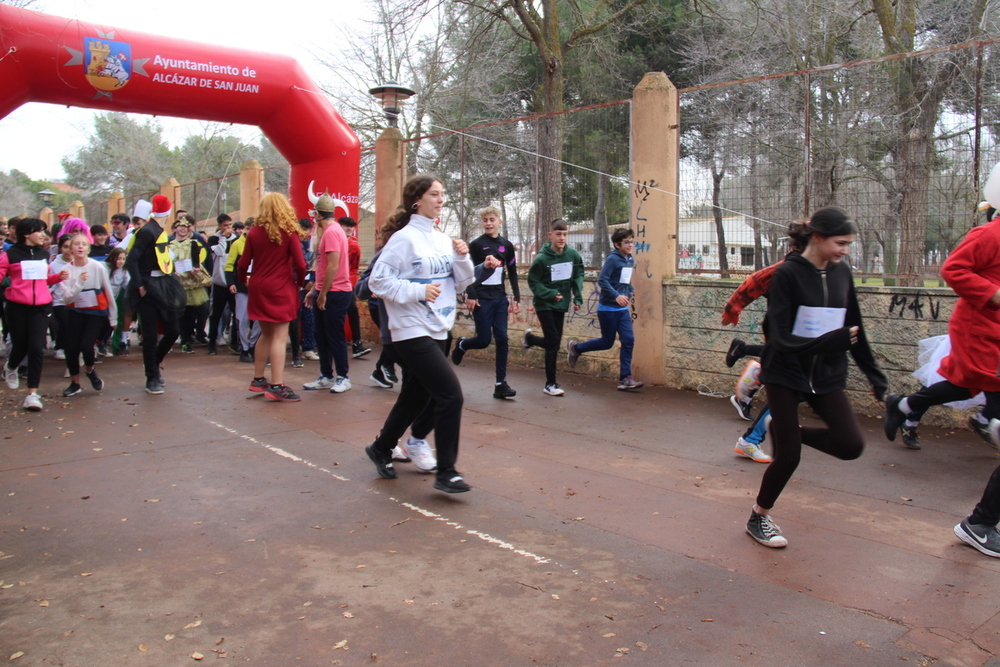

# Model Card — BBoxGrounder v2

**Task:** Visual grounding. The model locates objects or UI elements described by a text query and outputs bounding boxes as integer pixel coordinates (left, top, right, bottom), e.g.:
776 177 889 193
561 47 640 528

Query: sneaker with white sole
746 509 787 547
53 349 66 360
303 376 334 390
370 366 393 388
391 445 411 462
86 369 104 391
302 350 320 360
954 517 1000 558
730 395 754 421
22 393 43 411
522 329 532 350
330 376 352 393
566 340 580 368
735 437 772 463
735 360 761 404
3 362 18 389
402 436 437 472
382 365 398 384
543 383 564 396
62 382 83 397
986 418 1000 452
617 376 644 391
434 472 471 494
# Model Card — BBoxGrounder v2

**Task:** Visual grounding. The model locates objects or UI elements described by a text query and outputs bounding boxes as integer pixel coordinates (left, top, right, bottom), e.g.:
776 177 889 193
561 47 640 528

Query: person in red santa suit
884 201 1000 449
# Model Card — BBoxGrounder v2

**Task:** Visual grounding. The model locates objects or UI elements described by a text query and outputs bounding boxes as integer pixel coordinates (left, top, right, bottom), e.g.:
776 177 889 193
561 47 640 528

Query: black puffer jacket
760 253 887 398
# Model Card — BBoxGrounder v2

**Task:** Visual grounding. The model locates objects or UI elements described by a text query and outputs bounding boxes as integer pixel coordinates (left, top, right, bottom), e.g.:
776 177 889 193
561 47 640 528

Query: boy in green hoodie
524 219 585 395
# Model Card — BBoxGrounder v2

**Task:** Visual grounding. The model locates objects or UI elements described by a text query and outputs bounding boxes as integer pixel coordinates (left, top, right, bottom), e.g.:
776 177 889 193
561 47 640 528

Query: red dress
938 218 1000 394
237 226 307 323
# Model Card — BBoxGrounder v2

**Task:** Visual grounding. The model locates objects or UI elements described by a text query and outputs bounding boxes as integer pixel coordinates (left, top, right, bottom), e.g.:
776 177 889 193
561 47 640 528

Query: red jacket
0 244 64 306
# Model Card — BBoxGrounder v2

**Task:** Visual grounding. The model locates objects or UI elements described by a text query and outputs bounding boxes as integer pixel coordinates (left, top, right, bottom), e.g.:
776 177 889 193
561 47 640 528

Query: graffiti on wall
887 292 944 320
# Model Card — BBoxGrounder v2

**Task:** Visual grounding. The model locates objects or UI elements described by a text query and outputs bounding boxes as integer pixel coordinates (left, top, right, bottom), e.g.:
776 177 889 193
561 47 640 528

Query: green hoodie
528 242 584 311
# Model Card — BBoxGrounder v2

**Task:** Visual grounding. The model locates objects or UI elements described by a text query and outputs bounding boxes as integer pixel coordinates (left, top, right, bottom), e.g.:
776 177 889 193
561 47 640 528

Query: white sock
898 397 911 415
905 419 919 428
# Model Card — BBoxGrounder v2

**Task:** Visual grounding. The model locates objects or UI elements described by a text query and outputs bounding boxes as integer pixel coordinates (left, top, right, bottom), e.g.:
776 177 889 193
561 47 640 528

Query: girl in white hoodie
366 175 475 493
58 235 117 396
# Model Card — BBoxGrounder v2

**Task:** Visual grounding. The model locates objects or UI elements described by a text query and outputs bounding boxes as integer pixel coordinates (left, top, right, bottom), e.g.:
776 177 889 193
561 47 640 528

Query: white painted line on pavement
208 420 557 567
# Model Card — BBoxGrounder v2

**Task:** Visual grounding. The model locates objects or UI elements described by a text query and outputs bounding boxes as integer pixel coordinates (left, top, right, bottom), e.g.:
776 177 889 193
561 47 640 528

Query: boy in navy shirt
567 228 644 390
452 206 521 399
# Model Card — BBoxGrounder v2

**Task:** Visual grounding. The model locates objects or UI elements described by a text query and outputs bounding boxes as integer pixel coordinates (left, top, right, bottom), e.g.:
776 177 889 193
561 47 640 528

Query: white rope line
420 120 788 230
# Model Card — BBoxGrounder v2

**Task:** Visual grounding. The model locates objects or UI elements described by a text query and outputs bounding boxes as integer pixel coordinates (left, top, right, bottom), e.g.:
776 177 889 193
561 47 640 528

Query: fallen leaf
9 652 24 660
603 633 616 638
616 648 630 654
855 640 871 648
138 644 149 652
900 497 913 502
183 620 202 629
332 640 348 650
551 594 560 600
165 634 175 641
701 619 713 622
355 565 365 569
145 499 160 503
343 612 354 618
192 652 204 660
635 641 649 651
80 573 92 577
38 600 48 607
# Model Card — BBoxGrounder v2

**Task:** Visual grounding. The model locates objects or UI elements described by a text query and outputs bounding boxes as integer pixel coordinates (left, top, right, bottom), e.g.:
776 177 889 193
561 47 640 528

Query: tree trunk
712 168 729 278
536 0 564 243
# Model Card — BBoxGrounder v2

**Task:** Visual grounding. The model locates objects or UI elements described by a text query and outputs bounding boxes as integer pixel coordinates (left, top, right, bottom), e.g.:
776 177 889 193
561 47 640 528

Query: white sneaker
391 445 411 462
330 376 352 393
54 349 66 360
303 376 334 390
402 436 437 472
987 418 1000 451
3 362 18 389
302 350 320 360
543 383 564 396
735 438 773 463
735 360 761 404
22 393 43 411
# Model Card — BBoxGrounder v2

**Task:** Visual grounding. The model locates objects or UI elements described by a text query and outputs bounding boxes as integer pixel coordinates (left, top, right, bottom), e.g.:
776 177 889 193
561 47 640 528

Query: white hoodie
369 215 474 342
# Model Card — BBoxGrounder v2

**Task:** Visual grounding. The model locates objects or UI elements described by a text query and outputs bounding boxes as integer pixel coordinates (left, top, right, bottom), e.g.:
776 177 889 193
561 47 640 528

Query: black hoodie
760 253 887 399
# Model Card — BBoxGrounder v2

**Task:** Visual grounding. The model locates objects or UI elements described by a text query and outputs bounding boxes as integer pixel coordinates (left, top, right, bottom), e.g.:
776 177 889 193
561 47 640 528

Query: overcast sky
0 0 371 181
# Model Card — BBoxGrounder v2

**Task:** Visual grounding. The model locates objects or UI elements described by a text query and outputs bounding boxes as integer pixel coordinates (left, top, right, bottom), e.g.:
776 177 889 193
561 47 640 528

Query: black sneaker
382 365 398 384
370 366 393 388
726 338 747 368
264 384 301 402
746 509 787 547
292 357 304 368
365 443 397 479
968 415 1000 451
239 350 254 363
901 425 920 450
62 382 83 397
451 337 467 365
566 339 580 368
493 381 516 399
883 393 906 442
207 344 217 356
145 379 164 395
730 395 754 421
434 472 471 494
86 369 104 391
352 342 372 359
181 343 195 354
955 517 1000 557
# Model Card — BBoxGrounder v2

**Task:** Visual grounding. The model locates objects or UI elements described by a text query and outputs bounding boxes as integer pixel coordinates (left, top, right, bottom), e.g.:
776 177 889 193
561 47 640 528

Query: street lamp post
367 80 415 129
37 188 56 225
369 80 415 247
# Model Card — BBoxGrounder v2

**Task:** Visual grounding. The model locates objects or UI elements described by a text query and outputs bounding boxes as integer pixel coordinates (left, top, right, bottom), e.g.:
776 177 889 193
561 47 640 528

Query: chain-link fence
677 38 1000 283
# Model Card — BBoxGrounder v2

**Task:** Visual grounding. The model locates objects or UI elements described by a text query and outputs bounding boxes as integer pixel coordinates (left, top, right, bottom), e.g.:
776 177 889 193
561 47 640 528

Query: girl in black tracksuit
746 207 887 548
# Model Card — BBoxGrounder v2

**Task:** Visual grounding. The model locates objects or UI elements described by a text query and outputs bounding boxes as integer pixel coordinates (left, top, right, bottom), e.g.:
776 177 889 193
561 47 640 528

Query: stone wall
449 276 971 428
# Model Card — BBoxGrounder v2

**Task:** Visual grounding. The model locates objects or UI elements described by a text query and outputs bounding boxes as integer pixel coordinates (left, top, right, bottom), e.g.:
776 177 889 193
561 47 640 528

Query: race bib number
482 267 503 285
174 258 193 273
550 262 572 281
21 260 47 280
619 267 633 285
792 306 846 338
75 290 99 308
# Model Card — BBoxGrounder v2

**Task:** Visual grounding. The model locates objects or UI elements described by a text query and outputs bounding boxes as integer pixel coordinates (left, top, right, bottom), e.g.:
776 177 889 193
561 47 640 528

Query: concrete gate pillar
161 178 180 214
373 127 406 246
108 191 126 218
630 72 679 386
69 200 86 220
240 160 264 220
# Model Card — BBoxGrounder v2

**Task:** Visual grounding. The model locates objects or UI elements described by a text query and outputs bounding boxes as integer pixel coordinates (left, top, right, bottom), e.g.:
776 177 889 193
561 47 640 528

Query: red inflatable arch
0 5 360 220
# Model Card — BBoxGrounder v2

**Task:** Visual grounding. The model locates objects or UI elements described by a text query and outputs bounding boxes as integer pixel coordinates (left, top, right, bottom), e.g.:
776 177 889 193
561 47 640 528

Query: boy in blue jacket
566 228 644 390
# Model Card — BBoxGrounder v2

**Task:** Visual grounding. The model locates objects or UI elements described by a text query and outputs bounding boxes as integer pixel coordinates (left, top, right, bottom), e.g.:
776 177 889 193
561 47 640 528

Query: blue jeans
575 308 634 378
315 290 352 379
460 297 509 381
743 407 770 445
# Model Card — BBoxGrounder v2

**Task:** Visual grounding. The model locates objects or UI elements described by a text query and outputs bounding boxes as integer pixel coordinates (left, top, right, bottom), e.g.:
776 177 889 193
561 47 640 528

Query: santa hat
133 199 153 220
151 195 172 219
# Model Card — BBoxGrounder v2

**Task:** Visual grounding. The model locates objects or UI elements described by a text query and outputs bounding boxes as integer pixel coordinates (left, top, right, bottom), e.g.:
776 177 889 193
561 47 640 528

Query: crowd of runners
2 172 1000 558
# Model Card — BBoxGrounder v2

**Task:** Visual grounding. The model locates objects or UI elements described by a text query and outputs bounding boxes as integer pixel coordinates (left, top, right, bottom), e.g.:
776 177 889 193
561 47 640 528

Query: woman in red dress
237 193 308 402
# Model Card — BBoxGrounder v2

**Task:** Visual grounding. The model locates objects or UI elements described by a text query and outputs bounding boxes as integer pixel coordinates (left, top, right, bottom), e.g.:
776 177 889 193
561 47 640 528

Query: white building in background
677 215 772 273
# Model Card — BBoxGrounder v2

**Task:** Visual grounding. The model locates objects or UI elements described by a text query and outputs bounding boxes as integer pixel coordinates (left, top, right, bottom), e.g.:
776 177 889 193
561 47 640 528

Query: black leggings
970 464 1000 527
525 309 565 385
64 310 105 376
136 295 180 380
347 298 362 346
4 301 50 389
371 336 463 477
904 380 1000 422
756 384 865 510
208 284 235 346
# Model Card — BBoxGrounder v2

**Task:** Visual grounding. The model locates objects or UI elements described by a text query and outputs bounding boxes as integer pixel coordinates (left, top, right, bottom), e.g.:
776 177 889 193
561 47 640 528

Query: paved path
2 348 999 666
